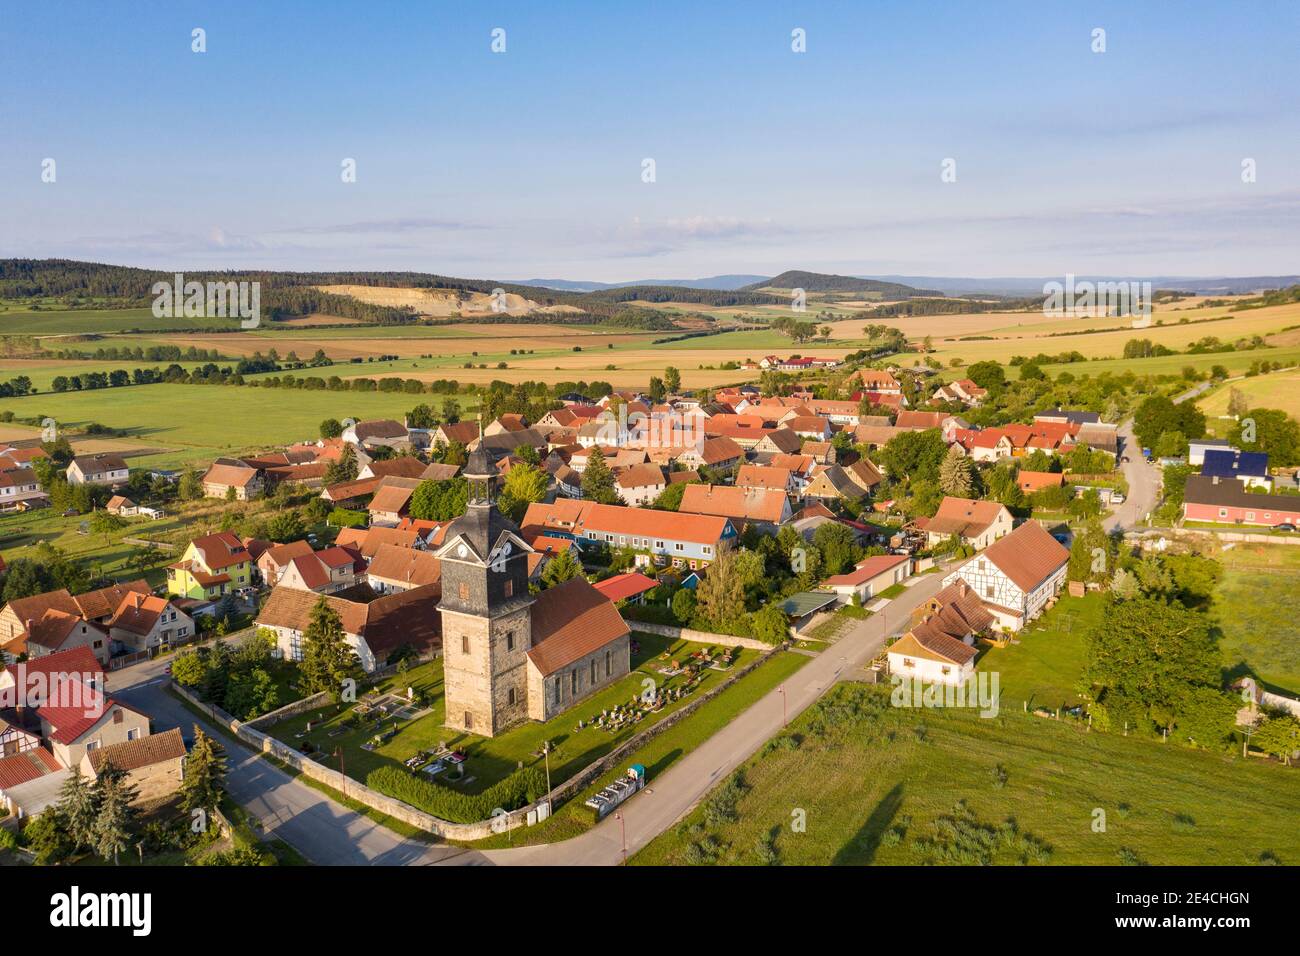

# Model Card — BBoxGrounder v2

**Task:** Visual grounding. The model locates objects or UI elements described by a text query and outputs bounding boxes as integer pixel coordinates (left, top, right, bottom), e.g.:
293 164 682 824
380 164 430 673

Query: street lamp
614 811 627 864
778 685 787 726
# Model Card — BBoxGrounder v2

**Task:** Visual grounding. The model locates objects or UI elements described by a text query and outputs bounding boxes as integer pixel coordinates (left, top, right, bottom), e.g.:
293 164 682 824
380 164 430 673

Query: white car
1110 492 1125 504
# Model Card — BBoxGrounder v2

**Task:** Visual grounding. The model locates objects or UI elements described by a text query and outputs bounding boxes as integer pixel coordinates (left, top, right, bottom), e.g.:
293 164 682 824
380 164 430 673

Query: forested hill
742 270 941 298
0 259 684 329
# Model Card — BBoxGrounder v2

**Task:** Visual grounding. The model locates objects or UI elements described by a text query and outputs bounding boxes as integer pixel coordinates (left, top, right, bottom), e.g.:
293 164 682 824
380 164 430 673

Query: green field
0 383 470 467
1213 544 1300 696
632 683 1300 866
270 634 762 797
1040 345 1300 379
1199 370 1300 422
0 306 245 334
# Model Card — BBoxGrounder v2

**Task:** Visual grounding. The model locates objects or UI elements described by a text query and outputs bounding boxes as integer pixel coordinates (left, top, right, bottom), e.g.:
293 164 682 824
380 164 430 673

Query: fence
172 640 780 839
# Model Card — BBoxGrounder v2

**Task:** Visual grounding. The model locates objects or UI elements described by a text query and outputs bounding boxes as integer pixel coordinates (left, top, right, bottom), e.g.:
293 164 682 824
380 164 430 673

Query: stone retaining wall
629 622 773 651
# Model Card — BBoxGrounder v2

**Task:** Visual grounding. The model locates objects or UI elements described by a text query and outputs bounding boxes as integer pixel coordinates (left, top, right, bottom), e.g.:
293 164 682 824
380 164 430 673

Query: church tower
435 436 535 736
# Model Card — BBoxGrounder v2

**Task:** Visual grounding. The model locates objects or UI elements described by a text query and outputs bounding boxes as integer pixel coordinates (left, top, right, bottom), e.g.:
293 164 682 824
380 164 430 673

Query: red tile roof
527 577 630 676
592 572 658 603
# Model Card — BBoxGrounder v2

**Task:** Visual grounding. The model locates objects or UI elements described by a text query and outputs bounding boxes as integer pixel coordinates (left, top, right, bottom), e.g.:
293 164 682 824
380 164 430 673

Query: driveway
1104 419 1161 533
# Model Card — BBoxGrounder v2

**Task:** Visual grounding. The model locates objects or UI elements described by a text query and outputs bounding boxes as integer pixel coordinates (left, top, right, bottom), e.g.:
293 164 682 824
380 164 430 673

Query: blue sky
2 0 1298 281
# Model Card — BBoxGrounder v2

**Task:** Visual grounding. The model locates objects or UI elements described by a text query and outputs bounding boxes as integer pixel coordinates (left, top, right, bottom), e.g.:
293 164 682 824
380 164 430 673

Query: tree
58 767 99 851
652 481 688 511
319 418 343 439
24 808 74 865
300 596 360 700
938 445 976 497
695 548 745 628
880 429 949 485
540 548 583 588
663 366 681 394
90 762 139 864
965 361 1006 391
324 443 359 485
1 557 55 601
1153 430 1188 459
265 509 305 543
170 648 209 687
499 463 548 522
750 603 790 644
408 477 468 520
180 727 228 815
811 522 859 576
178 468 203 501
1226 388 1250 419
1068 519 1111 585
1133 395 1205 450
1231 407 1300 466
580 448 618 504
671 587 697 624
1081 597 1224 740
1253 712 1300 765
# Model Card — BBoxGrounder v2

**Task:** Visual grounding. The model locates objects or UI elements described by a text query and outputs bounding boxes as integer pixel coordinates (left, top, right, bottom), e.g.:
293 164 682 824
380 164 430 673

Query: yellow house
166 532 253 600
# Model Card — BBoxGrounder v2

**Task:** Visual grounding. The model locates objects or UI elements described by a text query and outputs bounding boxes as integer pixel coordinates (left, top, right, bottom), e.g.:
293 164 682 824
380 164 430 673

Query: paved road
1104 419 1161 533
107 653 482 866
477 569 951 866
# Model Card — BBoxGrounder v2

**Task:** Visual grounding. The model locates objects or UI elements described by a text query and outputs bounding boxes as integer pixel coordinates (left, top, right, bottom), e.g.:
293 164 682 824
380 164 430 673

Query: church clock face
457 543 469 559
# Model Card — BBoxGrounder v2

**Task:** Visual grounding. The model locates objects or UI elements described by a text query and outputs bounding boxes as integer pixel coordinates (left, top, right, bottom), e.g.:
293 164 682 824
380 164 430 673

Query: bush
366 765 546 824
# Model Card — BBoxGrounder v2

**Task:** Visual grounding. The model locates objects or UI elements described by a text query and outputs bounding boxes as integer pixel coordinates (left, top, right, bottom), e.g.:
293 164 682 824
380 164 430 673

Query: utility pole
778 685 787 726
615 811 627 864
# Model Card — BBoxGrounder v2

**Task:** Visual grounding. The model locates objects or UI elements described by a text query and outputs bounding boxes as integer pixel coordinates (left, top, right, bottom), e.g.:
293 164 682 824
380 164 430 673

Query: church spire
464 421 496 506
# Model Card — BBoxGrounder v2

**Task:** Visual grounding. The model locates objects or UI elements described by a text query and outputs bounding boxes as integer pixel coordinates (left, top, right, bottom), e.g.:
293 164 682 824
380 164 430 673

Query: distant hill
863 274 1300 297
512 275 769 293
741 271 940 298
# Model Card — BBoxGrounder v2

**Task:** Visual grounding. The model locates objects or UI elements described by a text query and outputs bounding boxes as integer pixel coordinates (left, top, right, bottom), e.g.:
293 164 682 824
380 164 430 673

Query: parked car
1275 523 1296 532
1110 492 1125 504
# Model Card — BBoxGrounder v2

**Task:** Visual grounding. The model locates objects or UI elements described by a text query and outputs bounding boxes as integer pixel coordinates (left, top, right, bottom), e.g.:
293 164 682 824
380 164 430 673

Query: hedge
366 765 546 824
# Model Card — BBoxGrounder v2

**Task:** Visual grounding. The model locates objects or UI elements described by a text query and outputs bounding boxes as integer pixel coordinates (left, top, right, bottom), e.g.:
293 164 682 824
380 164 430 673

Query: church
434 444 632 737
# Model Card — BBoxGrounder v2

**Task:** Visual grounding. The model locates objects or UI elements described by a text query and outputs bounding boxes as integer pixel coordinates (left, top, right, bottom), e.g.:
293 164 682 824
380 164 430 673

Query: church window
506 631 515 651
605 650 611 677
459 582 469 601
464 711 472 730
508 688 516 706
462 634 470 654
590 660 597 684
554 679 561 704
571 670 579 695
504 579 514 598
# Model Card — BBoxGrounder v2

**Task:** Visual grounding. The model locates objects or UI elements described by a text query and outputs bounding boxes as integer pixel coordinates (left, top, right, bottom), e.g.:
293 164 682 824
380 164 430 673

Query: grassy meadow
632 683 1300 866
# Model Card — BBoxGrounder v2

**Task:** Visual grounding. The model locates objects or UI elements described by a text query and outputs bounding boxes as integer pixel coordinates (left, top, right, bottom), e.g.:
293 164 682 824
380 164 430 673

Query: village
1 339 1296 870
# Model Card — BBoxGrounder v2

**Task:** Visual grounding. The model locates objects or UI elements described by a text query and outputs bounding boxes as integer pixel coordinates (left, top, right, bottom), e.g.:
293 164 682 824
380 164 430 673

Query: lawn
468 646 811 848
1212 543 1300 696
268 633 760 798
0 383 473 468
978 593 1101 713
1199 370 1300 423
632 682 1300 866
